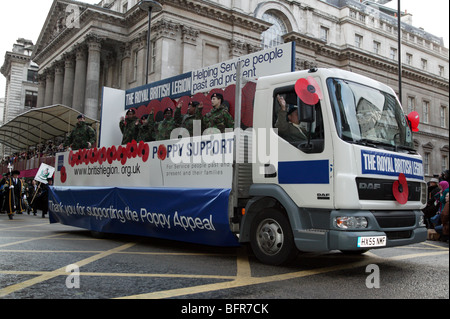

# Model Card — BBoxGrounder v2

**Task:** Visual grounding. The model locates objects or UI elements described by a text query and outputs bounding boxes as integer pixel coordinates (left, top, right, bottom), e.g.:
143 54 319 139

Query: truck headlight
334 216 368 229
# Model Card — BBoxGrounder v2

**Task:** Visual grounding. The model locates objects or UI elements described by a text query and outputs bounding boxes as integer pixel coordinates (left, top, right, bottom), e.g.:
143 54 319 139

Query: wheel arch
240 184 308 243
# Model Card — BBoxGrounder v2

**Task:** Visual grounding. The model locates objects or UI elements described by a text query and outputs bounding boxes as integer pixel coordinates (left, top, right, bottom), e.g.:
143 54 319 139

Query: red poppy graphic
126 140 138 159
107 146 117 165
60 166 67 184
98 147 107 165
69 151 75 167
295 76 323 105
75 150 83 166
157 144 167 161
138 141 150 162
89 148 98 164
83 149 90 165
117 146 128 165
393 173 409 205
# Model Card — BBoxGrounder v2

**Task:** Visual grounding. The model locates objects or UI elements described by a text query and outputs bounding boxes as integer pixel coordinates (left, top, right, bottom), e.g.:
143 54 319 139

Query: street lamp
138 0 163 85
397 0 402 103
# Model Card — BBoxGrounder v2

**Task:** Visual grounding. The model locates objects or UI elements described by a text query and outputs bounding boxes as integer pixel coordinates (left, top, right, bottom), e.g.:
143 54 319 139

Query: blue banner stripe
49 186 239 247
278 160 329 184
361 150 424 180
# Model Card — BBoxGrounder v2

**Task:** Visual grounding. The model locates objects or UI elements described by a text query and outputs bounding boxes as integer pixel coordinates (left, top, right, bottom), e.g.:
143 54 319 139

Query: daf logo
359 183 381 190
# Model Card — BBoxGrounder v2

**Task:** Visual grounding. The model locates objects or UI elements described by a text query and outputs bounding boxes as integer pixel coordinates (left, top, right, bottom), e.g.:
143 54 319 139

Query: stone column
72 45 87 113
62 54 75 107
120 43 131 90
44 70 54 106
36 74 46 108
181 26 199 73
84 36 102 120
52 64 64 105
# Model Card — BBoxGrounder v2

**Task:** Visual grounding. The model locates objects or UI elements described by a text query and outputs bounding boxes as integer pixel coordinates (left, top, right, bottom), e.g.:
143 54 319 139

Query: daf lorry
50 68 427 265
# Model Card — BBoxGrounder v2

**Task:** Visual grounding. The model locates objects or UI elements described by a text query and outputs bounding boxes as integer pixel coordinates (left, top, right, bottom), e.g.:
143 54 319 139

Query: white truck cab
237 68 427 264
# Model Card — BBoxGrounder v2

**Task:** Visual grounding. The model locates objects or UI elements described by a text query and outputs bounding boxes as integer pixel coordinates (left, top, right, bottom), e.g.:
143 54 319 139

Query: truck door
257 78 334 210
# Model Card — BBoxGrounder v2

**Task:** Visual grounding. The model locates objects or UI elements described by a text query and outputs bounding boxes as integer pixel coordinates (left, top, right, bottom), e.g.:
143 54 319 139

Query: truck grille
385 230 413 240
372 211 416 228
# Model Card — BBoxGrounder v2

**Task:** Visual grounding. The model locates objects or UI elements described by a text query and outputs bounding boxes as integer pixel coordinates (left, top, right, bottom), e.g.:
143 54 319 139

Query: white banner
192 42 295 94
54 133 235 189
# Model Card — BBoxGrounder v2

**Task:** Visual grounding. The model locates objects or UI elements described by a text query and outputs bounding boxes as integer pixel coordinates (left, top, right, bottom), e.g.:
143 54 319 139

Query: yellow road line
0 242 136 298
0 233 66 249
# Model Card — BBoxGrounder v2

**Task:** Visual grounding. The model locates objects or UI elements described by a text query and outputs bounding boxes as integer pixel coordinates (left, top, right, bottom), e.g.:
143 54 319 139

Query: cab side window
273 86 324 154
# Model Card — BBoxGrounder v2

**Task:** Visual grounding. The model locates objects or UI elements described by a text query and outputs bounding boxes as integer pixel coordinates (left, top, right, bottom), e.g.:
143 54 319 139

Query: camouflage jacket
65 122 96 150
174 107 203 137
202 105 234 133
148 115 176 141
120 116 139 145
137 122 155 142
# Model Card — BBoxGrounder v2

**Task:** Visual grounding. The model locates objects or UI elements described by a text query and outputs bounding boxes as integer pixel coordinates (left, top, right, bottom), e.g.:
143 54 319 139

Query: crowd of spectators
1 138 64 171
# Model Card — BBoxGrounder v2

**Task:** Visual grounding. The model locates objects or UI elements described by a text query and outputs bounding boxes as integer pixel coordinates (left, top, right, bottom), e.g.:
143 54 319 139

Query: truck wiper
395 145 417 154
355 138 396 151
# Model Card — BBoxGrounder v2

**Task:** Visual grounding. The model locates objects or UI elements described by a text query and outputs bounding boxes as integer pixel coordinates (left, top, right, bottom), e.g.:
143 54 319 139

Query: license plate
357 236 387 248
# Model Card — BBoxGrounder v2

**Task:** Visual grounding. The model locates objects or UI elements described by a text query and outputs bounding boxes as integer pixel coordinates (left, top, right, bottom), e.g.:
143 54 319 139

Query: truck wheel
250 208 298 265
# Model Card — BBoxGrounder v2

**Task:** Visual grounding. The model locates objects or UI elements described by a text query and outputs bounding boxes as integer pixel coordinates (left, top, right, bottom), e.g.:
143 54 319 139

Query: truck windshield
327 78 415 152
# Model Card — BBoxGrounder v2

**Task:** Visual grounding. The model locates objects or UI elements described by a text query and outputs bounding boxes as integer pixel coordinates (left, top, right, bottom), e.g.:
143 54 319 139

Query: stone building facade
1 38 39 123
31 0 448 178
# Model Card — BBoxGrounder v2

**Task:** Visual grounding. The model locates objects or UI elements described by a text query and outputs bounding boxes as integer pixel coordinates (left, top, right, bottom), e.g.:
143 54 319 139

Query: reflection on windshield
327 78 415 151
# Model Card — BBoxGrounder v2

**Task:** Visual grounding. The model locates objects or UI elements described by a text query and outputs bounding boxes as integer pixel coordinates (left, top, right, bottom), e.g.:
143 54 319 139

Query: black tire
250 208 298 265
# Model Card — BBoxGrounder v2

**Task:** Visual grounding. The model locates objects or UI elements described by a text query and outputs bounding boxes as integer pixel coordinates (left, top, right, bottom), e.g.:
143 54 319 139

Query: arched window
261 12 288 48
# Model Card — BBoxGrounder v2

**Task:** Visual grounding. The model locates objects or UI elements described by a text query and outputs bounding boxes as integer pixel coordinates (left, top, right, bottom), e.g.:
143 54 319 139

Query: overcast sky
1 0 449 99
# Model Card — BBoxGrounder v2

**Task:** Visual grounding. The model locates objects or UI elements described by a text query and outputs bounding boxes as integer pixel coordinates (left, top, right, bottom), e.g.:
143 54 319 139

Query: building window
406 53 413 65
320 26 329 42
27 69 38 83
421 58 427 70
133 50 139 81
439 65 445 77
150 40 156 73
373 41 380 54
422 100 430 124
441 105 448 128
355 34 363 48
443 155 449 172
25 90 38 108
407 96 415 113
122 2 128 13
390 47 397 60
424 152 430 176
261 12 288 49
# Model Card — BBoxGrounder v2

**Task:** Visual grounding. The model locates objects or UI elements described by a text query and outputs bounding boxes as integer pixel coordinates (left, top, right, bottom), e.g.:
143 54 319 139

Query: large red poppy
117 146 128 165
82 149 90 165
60 166 67 184
98 147 107 165
107 146 117 165
137 141 150 162
127 140 138 159
157 144 167 161
69 151 75 167
295 76 323 105
89 148 98 164
393 173 409 205
75 150 83 166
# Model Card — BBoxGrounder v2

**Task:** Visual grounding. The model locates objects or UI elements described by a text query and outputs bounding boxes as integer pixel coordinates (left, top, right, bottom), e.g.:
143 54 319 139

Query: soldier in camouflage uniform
64 114 96 150
200 93 234 134
119 109 139 145
174 101 203 137
137 114 155 142
148 107 177 141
